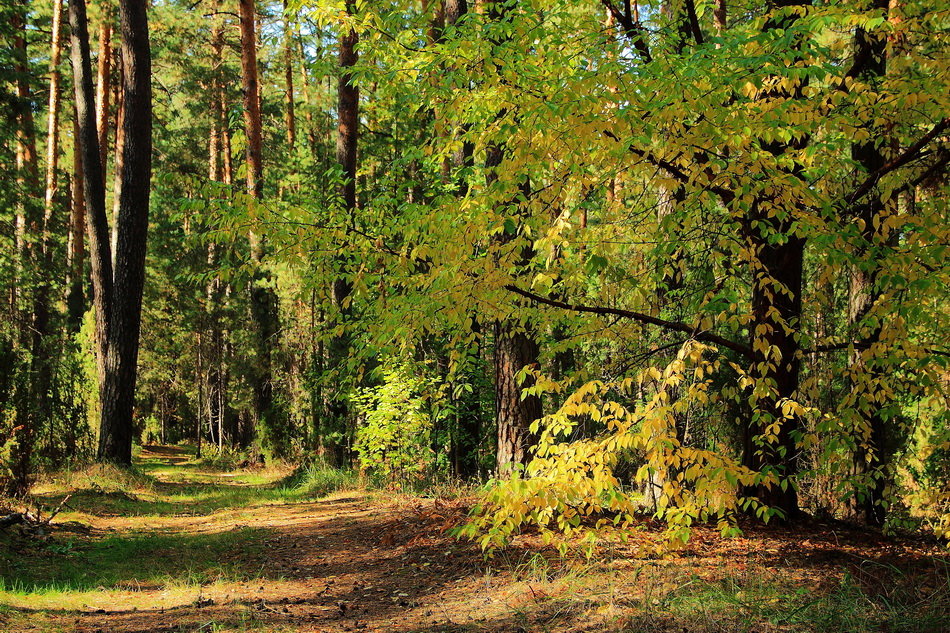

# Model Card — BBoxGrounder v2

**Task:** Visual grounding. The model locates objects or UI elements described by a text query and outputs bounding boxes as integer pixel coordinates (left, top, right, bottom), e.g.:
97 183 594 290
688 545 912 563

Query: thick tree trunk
847 0 892 526
97 0 152 465
239 0 263 199
239 0 283 455
69 0 112 383
322 1 359 466
738 0 811 520
483 0 543 477
743 216 805 518
493 321 542 477
70 0 151 465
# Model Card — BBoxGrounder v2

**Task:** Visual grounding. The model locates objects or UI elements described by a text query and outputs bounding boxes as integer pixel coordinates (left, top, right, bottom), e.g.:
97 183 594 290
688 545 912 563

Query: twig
43 494 73 525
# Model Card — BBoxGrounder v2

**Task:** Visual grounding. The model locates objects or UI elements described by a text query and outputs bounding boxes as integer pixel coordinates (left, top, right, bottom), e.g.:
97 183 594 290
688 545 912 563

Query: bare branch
504 284 753 359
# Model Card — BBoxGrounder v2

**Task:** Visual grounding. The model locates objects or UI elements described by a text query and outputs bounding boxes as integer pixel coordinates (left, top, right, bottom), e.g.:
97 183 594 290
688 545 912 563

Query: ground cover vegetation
0 0 948 630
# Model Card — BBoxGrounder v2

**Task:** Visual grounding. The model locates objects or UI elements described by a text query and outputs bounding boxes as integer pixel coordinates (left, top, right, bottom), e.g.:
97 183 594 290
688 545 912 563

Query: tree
239 0 286 457
69 0 152 465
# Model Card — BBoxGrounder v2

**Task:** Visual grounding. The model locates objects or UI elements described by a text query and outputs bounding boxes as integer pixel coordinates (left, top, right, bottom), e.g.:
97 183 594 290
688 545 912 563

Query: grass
279 458 360 497
0 446 362 615
0 526 270 595
647 569 950 632
4 446 948 632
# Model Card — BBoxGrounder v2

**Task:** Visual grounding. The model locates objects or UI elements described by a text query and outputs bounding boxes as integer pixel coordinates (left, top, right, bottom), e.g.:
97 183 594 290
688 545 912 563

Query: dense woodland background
1 0 949 544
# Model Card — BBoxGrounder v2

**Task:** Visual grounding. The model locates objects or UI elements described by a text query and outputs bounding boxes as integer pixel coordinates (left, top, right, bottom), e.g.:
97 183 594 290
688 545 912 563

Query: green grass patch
0 526 271 595
649 568 950 633
280 459 360 498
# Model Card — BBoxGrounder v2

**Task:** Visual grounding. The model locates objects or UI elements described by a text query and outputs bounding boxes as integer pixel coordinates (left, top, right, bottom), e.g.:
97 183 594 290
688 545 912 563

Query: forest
1 0 949 631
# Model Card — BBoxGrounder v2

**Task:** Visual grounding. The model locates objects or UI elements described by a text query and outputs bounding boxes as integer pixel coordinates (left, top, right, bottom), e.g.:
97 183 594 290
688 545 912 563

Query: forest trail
2 446 949 633
0 446 577 633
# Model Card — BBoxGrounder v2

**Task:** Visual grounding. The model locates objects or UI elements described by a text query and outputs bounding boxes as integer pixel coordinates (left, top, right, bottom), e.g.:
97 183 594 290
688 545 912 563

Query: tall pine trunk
324 0 359 466
484 0 543 477
239 0 284 456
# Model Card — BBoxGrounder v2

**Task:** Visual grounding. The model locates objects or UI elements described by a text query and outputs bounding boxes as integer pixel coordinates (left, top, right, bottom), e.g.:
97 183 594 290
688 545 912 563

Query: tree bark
97 0 152 465
70 0 152 465
95 11 112 179
238 0 284 455
738 0 811 520
493 320 542 476
846 0 893 526
482 0 543 477
323 0 359 466
69 0 112 387
283 0 295 150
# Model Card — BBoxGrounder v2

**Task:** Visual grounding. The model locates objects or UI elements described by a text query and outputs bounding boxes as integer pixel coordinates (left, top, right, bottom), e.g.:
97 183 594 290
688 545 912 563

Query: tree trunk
70 0 152 466
95 12 112 179
67 116 88 328
493 321 542 477
323 0 359 467
483 0 543 477
239 0 284 456
738 0 812 520
283 0 295 150
847 0 893 526
743 216 805 518
69 0 112 389
97 0 152 465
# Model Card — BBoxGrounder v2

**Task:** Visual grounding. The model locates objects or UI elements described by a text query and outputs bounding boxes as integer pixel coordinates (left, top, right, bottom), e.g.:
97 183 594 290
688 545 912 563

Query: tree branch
504 284 753 359
846 117 949 206
600 0 652 62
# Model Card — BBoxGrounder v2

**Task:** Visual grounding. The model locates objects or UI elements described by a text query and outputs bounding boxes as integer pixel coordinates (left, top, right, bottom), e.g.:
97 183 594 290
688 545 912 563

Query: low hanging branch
504 284 753 359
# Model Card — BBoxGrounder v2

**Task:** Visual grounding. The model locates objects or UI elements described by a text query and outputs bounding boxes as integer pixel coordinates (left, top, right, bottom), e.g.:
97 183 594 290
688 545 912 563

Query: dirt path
2 447 562 633
2 446 949 633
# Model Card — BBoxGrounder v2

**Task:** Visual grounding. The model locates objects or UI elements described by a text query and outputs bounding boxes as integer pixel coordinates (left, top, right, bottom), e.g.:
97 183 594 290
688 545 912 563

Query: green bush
351 359 443 488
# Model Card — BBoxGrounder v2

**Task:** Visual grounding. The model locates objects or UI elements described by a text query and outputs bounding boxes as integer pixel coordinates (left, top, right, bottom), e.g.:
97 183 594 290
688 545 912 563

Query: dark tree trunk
742 213 805 518
336 2 358 214
323 0 359 466
493 322 542 477
97 0 152 465
239 0 284 456
847 0 892 526
738 0 812 520
70 0 152 466
69 0 112 383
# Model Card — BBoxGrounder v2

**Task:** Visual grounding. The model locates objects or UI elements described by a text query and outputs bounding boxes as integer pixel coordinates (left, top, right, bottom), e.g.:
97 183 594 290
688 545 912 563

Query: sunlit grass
0 527 269 595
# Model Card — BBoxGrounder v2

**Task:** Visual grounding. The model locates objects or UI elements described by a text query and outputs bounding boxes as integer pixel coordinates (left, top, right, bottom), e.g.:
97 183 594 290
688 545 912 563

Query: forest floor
1 446 949 633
